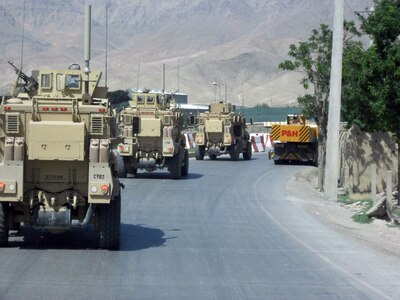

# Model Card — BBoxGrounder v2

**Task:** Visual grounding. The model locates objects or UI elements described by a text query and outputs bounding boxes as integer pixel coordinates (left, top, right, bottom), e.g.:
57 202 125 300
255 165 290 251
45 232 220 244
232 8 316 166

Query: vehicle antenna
162 63 166 93
136 57 140 90
84 5 92 95
105 2 108 87
177 59 180 92
19 0 26 71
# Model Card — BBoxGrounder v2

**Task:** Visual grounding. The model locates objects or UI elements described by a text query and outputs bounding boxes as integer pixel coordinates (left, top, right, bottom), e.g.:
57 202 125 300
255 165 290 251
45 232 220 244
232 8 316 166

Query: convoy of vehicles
116 90 189 179
269 114 318 165
194 102 252 161
0 5 319 251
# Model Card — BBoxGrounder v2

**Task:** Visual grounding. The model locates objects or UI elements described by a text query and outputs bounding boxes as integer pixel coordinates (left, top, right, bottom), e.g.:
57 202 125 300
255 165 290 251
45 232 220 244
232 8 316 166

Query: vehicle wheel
209 154 217 160
181 149 189 176
312 154 318 167
113 151 127 178
131 167 138 176
0 203 9 247
273 160 281 165
195 145 205 160
97 190 121 250
126 163 138 177
243 142 252 160
11 222 20 231
229 143 239 161
170 148 182 179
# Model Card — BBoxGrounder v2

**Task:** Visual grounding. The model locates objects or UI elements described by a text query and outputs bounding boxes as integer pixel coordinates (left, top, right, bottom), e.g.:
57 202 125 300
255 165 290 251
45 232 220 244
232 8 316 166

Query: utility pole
324 0 344 201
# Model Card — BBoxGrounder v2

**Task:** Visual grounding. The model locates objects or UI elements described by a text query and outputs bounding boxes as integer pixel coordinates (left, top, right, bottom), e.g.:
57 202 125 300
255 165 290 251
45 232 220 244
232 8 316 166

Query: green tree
279 22 361 190
342 0 400 206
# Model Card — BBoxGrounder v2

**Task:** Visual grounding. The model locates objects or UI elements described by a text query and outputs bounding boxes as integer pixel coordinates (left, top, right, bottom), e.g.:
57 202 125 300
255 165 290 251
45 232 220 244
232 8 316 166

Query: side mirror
250 118 254 125
190 115 195 126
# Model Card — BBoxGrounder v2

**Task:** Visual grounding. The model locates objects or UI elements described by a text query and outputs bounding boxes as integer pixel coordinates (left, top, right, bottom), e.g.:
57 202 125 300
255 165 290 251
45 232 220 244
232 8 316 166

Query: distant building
128 88 188 104
179 103 209 117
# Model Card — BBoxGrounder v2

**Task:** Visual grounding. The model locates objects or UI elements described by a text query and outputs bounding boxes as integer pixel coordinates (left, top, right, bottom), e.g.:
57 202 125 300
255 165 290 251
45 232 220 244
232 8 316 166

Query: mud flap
88 162 114 204
0 161 24 202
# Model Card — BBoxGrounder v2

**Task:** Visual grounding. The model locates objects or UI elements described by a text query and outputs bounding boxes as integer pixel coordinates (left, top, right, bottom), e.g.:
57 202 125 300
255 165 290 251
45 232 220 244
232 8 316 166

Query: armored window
41 74 52 89
65 75 80 89
146 96 154 104
137 96 144 103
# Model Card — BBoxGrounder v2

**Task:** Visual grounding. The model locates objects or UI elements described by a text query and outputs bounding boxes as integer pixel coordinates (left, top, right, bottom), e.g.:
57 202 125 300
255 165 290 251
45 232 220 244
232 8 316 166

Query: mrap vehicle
269 114 318 165
0 6 121 249
116 90 189 179
195 102 252 161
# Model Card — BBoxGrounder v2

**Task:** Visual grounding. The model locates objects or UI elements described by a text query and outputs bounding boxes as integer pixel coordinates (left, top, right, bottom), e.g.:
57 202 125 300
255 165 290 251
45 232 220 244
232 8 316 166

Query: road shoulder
286 168 400 258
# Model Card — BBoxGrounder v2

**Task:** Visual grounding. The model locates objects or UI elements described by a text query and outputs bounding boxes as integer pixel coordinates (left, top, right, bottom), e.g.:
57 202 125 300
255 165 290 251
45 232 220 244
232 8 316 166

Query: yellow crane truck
269 114 318 165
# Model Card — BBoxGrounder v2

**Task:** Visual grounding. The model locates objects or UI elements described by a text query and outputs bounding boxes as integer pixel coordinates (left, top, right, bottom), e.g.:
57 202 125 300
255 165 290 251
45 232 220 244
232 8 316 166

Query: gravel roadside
286 168 400 258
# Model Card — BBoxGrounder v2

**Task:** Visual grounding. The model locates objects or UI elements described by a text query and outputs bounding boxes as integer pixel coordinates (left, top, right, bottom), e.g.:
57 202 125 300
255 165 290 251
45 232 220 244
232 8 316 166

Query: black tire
273 160 281 165
11 222 20 231
195 145 205 160
98 190 121 250
312 153 318 167
131 167 138 176
181 149 189 176
229 143 240 161
170 149 182 179
209 154 217 160
0 203 9 247
243 142 252 160
114 152 127 178
126 164 138 176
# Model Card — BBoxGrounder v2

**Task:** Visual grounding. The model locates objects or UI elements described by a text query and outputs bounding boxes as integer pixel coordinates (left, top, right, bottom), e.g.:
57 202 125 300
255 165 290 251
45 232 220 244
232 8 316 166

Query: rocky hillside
0 0 372 106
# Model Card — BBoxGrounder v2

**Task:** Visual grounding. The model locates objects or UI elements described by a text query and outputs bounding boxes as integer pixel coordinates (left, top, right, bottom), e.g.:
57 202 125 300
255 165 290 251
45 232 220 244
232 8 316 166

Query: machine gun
8 61 38 96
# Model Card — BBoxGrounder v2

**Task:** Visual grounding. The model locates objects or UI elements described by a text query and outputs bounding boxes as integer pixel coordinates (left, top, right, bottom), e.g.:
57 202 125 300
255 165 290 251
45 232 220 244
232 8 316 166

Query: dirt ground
287 168 400 258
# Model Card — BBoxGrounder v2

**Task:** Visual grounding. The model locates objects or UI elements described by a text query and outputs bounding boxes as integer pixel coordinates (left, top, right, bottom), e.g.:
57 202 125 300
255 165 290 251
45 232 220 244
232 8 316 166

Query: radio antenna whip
105 2 108 87
177 59 180 92
136 57 140 90
19 0 26 71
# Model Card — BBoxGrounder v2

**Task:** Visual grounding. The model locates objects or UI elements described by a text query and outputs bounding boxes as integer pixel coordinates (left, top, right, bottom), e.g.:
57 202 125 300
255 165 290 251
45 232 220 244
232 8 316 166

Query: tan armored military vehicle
116 90 189 179
195 102 252 161
0 6 121 249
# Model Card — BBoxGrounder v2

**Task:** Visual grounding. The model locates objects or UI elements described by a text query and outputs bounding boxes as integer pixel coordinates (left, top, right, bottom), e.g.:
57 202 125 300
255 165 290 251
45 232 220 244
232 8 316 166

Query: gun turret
8 61 38 94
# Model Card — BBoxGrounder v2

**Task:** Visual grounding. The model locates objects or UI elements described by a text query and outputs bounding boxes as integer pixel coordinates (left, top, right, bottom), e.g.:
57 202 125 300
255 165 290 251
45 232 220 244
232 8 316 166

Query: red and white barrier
184 132 271 153
250 133 273 153
184 133 196 149
265 134 272 148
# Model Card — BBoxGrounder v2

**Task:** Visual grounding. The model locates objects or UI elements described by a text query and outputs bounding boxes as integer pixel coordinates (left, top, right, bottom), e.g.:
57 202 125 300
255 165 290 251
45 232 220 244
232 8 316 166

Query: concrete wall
339 125 398 198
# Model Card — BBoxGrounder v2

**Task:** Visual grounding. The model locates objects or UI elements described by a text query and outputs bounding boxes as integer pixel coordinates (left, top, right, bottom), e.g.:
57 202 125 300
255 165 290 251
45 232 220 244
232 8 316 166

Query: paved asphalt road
0 153 399 299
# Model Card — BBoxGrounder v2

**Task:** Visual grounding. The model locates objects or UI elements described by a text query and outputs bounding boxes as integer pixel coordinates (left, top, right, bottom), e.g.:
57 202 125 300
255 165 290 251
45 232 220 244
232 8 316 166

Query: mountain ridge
0 0 372 106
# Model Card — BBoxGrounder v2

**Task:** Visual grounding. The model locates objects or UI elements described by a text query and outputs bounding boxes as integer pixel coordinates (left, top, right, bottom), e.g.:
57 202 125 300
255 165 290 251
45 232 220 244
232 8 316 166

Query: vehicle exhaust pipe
71 204 96 227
